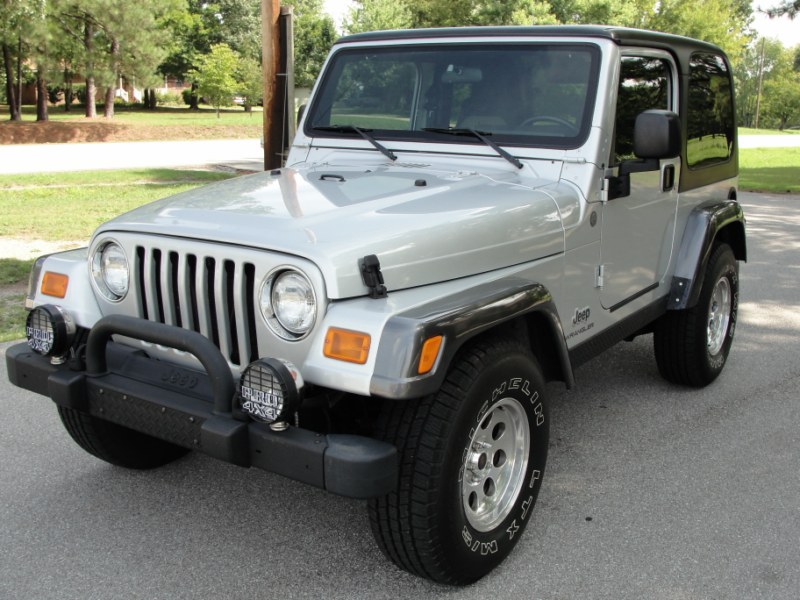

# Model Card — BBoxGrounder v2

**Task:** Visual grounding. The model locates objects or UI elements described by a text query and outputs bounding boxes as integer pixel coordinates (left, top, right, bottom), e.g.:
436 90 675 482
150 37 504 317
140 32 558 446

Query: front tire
58 406 189 469
368 338 549 584
654 243 739 387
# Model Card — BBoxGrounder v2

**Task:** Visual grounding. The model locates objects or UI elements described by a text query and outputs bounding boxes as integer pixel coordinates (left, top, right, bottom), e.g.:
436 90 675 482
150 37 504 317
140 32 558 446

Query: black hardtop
336 25 725 56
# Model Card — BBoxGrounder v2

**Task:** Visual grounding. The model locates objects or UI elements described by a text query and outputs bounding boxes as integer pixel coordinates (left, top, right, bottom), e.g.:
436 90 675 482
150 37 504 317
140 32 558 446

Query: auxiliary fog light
237 358 304 429
25 304 76 359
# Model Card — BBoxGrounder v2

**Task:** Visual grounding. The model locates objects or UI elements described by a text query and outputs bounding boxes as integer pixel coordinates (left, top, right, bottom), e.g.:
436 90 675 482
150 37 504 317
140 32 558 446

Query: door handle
661 164 675 192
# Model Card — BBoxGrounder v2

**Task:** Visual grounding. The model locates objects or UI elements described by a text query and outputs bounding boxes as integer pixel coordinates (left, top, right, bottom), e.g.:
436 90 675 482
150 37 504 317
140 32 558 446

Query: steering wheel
518 115 578 135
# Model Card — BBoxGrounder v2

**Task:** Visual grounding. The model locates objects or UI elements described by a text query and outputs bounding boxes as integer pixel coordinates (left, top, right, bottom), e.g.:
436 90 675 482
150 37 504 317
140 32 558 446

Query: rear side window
687 53 735 168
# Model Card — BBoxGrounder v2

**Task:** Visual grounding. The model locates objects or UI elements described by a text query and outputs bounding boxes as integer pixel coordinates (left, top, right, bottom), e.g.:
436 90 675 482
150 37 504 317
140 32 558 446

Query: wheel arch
668 198 746 311
369 278 574 400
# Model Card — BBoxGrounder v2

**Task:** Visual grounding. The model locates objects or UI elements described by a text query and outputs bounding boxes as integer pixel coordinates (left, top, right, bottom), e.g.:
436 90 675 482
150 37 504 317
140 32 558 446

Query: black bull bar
6 315 397 499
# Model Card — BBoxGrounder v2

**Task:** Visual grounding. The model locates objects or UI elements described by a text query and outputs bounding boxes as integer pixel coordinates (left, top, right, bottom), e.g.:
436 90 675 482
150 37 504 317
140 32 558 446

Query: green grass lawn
0 258 32 342
739 127 800 136
739 147 800 194
0 169 235 241
0 168 237 341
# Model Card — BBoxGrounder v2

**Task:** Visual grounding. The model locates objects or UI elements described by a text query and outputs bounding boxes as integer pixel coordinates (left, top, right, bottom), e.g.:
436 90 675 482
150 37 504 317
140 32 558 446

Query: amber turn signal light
324 328 371 364
418 335 443 374
40 272 69 298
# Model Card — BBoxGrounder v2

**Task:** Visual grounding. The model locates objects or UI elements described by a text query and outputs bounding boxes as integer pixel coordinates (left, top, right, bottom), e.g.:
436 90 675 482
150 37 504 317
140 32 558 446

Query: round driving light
237 358 304 424
25 304 76 357
92 241 129 301
260 269 316 340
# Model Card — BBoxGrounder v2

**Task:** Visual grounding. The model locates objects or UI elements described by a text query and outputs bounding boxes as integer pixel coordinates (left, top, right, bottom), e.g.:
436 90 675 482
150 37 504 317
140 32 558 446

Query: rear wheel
654 243 738 386
368 337 549 584
58 406 189 469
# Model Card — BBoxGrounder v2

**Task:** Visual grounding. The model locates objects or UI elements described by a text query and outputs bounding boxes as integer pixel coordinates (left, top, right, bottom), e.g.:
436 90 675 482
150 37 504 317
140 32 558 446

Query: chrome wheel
462 398 530 532
707 277 731 356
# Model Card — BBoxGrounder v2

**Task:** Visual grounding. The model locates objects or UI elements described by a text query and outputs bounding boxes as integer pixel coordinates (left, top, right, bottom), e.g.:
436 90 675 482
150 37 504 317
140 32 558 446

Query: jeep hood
96 163 567 298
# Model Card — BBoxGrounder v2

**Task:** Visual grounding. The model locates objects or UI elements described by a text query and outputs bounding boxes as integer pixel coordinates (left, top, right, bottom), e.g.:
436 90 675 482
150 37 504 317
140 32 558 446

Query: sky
750 0 800 47
323 0 800 47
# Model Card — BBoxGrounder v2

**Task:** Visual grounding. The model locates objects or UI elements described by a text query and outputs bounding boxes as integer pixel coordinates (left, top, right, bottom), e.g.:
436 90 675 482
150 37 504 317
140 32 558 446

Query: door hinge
596 264 605 289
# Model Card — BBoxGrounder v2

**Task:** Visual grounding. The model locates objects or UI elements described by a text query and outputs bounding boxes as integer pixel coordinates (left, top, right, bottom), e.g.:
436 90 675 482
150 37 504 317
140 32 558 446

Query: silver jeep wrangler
7 26 746 584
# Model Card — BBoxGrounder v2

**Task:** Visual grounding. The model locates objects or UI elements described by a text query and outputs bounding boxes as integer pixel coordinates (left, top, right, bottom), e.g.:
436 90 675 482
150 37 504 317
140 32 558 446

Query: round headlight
260 269 316 340
92 241 129 301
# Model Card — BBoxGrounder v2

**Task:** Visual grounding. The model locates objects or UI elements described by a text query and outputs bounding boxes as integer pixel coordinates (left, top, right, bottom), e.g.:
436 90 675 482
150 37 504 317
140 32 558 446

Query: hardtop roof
335 25 725 56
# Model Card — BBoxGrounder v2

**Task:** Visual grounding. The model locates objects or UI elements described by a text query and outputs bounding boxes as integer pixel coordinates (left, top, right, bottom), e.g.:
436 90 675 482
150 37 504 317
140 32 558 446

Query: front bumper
6 315 397 499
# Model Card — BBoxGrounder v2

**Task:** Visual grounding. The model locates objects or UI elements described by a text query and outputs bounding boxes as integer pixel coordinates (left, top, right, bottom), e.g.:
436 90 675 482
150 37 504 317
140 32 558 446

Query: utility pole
754 37 766 130
262 0 282 170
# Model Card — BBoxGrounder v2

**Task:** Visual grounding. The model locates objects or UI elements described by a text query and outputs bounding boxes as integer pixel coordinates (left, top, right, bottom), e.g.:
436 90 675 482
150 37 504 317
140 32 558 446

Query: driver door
600 52 680 310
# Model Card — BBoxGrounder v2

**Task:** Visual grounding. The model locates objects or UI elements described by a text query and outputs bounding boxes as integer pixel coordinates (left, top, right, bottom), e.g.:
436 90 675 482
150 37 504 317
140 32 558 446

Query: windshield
305 43 600 149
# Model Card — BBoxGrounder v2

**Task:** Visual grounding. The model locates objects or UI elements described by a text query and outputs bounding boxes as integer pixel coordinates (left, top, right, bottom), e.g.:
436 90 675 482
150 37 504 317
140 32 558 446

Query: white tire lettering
506 519 520 540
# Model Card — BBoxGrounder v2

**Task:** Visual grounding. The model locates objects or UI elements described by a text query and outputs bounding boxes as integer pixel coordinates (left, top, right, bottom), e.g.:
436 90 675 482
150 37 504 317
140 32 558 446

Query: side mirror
633 109 681 160
607 109 681 200
618 110 681 178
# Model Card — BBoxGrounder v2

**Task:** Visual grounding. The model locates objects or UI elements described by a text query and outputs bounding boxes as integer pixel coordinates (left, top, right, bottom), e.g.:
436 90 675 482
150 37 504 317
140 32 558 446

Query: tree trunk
36 70 48 121
190 82 199 110
85 76 97 118
84 18 97 118
2 43 21 121
143 88 150 108
103 37 120 118
103 85 115 118
16 35 22 116
147 88 157 110
64 66 73 112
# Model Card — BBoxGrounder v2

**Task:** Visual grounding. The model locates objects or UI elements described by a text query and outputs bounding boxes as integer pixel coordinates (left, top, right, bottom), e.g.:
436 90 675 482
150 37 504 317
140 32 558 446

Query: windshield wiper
314 125 397 161
423 127 523 169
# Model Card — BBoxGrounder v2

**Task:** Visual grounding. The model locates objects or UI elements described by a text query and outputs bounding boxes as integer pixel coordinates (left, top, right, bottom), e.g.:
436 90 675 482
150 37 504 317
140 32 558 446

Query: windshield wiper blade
423 127 523 169
314 125 397 161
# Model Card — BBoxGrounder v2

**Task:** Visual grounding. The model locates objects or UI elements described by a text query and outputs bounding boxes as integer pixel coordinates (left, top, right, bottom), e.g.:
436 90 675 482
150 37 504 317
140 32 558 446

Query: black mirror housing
634 109 681 159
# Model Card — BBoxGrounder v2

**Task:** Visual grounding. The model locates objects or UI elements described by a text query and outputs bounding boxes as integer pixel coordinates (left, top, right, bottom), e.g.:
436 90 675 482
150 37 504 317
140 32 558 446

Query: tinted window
613 56 671 163
306 44 601 148
687 53 734 168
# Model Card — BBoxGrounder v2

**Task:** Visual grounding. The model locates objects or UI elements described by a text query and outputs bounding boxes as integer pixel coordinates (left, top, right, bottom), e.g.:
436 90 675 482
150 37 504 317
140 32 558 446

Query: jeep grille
133 246 259 366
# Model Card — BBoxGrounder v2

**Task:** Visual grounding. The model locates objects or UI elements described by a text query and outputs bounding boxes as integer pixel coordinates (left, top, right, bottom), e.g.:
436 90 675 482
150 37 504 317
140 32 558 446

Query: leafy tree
1 0 43 120
192 42 239 117
56 0 180 118
236 54 263 112
343 0 412 34
734 38 788 127
763 76 800 129
284 0 337 88
765 0 799 18
646 0 751 63
159 0 260 109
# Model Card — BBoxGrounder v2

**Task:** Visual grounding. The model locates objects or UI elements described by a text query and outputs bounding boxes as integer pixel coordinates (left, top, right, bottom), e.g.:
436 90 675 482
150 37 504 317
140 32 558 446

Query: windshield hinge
359 254 388 299
596 265 605 289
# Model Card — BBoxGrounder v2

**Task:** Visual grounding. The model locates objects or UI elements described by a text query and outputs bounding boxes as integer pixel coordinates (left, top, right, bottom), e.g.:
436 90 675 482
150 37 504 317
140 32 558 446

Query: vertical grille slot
132 245 259 367
136 247 148 320
244 263 259 363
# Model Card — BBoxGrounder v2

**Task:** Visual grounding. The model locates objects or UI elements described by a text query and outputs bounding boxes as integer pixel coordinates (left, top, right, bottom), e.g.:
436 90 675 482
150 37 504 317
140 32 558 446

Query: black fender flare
369 278 574 399
668 198 746 310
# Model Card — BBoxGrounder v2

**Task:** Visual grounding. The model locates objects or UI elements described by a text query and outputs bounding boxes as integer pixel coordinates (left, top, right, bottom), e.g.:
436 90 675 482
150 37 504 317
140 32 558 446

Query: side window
687 52 734 168
613 56 672 164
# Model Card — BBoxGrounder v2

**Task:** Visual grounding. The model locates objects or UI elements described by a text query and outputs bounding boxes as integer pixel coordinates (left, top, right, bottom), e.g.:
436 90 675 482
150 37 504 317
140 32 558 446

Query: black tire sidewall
438 351 549 579
698 245 738 377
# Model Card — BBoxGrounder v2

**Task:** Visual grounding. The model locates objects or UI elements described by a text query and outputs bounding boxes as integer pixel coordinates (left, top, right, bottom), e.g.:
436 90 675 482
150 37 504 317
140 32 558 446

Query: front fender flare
369 278 573 399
